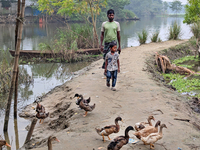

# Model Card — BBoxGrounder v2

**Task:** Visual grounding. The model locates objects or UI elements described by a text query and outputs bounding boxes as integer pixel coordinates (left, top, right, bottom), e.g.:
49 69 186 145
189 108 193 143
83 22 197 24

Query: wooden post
15 0 21 49
3 0 26 132
14 119 19 149
24 118 38 144
4 131 11 150
14 66 19 118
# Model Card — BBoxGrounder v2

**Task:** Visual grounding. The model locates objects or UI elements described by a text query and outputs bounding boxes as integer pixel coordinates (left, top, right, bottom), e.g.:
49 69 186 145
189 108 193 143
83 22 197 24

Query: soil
20 40 200 150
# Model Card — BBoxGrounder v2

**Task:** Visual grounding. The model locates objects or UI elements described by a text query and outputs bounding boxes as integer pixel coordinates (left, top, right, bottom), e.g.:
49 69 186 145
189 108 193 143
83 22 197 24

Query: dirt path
23 40 200 150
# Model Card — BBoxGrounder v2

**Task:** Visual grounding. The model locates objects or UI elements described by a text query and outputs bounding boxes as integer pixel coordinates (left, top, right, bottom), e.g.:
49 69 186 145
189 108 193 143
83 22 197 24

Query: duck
36 112 49 124
35 102 49 124
0 140 11 149
141 124 167 149
107 126 134 150
73 94 90 106
135 115 155 131
48 136 60 150
95 117 123 142
73 93 95 117
134 120 161 140
36 102 45 113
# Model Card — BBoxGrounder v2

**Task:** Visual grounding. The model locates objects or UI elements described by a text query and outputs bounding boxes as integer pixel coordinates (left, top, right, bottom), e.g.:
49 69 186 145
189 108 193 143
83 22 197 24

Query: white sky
163 0 188 4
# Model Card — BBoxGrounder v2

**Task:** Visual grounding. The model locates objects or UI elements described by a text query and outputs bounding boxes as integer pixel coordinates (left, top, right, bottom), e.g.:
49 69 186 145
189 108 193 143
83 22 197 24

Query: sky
163 0 188 4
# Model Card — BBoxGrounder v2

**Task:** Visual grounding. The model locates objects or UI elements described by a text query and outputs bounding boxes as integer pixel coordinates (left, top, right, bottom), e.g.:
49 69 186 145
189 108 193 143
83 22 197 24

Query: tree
184 0 200 24
169 0 182 15
125 0 163 16
38 0 107 48
163 1 168 15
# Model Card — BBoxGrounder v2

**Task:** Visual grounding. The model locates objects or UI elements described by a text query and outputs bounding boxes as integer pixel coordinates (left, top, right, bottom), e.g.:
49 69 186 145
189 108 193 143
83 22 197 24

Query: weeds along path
26 40 200 150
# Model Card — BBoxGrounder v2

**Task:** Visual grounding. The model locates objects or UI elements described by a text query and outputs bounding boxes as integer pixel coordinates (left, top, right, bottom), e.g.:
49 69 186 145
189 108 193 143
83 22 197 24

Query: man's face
107 13 114 21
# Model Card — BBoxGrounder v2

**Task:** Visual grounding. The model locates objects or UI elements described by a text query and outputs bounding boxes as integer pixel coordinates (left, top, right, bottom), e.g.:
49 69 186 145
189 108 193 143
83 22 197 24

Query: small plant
168 21 181 40
138 29 148 45
191 22 200 40
158 38 162 42
151 31 159 42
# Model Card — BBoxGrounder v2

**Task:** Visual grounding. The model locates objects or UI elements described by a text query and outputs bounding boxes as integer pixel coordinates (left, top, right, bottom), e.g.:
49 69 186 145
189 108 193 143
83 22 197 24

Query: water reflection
0 17 194 51
0 61 91 150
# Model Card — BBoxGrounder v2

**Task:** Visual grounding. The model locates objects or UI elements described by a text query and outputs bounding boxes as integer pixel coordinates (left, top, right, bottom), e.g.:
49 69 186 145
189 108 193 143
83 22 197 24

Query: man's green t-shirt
101 21 120 43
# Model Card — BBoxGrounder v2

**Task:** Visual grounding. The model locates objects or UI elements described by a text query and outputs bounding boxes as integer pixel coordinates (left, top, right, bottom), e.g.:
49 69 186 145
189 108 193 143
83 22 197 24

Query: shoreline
19 40 200 150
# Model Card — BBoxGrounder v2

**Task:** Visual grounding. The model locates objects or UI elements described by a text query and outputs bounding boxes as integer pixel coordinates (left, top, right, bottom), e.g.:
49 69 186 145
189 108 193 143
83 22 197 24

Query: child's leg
106 70 111 87
111 70 118 87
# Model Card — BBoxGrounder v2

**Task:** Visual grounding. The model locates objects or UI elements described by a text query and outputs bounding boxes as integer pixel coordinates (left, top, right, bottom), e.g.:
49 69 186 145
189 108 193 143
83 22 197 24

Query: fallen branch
174 118 190 122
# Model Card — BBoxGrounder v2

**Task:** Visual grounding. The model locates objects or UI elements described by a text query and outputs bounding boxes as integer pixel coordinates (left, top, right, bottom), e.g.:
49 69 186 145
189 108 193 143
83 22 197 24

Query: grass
168 21 181 40
138 29 148 45
151 31 159 42
39 23 94 62
163 73 200 97
190 22 200 39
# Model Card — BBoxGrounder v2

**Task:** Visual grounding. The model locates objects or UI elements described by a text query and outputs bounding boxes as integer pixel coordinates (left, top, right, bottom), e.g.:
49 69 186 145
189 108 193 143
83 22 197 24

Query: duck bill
55 138 60 142
121 120 124 123
5 142 11 147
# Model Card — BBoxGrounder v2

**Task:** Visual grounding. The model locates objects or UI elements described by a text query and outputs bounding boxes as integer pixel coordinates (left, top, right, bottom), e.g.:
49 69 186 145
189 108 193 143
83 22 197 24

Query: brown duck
73 93 95 117
134 120 161 140
141 124 167 149
48 136 60 150
95 117 123 142
0 140 11 149
107 126 134 150
36 102 49 124
134 115 155 131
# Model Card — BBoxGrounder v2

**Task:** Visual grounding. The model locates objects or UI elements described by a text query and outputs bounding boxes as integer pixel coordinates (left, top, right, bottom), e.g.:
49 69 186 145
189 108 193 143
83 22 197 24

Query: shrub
151 32 159 42
138 29 148 45
168 21 181 40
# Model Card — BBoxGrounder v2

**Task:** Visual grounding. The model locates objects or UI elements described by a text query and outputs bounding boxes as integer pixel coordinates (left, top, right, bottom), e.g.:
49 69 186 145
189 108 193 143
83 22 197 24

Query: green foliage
151 31 159 42
184 0 200 24
191 22 200 39
123 9 136 19
168 21 181 40
39 24 93 62
163 73 200 94
169 0 182 14
125 0 163 16
158 38 162 42
137 29 148 45
172 56 199 64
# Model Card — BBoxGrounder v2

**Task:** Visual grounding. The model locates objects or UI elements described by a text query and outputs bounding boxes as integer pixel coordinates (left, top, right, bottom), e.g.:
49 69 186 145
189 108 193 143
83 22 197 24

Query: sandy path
30 40 200 150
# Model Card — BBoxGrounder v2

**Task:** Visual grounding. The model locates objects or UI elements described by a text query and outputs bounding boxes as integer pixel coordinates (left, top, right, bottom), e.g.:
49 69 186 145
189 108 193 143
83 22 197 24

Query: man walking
100 9 121 70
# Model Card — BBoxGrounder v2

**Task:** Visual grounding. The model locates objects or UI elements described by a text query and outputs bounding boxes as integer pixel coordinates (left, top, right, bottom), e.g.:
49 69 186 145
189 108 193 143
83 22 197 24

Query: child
104 42 120 91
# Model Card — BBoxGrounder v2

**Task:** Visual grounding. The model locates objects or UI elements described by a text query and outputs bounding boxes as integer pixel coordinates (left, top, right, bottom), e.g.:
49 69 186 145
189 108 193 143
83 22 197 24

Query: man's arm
100 32 104 52
117 31 121 53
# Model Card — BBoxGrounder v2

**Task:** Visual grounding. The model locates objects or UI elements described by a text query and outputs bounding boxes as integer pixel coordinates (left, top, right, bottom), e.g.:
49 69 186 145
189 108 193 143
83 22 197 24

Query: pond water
0 16 194 149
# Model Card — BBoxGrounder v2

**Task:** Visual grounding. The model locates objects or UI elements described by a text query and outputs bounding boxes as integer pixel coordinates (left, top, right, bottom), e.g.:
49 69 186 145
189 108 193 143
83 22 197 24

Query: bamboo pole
24 118 38 144
15 0 21 49
3 0 26 132
14 119 19 149
14 66 19 118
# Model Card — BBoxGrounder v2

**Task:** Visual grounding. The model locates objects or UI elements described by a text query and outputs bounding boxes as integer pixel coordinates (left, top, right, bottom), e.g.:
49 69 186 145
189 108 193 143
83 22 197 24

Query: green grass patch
163 73 200 96
172 56 199 64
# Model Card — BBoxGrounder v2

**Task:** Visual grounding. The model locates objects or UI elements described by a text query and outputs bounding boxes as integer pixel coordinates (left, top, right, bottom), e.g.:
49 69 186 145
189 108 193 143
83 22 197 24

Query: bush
151 32 159 42
123 9 136 19
191 22 200 40
39 24 93 62
138 29 148 45
168 21 181 40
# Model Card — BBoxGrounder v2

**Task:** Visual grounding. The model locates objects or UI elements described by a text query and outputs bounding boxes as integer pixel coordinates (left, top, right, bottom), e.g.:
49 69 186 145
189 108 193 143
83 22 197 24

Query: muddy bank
20 40 200 150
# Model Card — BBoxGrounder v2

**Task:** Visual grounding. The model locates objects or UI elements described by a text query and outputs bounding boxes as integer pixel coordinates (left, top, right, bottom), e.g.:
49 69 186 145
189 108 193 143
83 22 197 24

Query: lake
0 16 194 149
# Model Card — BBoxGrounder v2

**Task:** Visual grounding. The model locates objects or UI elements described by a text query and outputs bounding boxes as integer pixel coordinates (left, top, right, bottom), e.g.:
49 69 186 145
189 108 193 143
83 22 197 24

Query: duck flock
1 93 167 150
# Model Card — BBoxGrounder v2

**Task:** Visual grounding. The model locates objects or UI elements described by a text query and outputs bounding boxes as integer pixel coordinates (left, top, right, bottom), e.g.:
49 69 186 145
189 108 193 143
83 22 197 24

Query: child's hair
109 41 117 49
107 9 115 15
